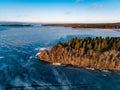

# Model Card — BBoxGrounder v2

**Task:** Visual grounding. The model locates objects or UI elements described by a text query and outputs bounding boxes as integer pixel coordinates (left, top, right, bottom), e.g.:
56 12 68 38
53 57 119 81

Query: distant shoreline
0 24 33 27
42 23 120 29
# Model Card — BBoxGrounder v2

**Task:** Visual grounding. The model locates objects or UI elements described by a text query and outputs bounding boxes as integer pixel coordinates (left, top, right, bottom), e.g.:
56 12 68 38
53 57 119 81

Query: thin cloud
65 12 71 15
91 3 104 8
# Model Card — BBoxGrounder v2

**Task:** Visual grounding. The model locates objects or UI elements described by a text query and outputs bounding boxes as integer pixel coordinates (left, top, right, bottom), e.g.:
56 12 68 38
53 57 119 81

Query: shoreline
39 55 117 72
42 23 120 29
0 24 33 26
43 26 120 30
38 59 113 72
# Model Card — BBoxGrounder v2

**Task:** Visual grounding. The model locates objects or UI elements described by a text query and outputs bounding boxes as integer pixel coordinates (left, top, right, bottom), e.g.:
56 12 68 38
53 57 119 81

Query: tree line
57 37 120 52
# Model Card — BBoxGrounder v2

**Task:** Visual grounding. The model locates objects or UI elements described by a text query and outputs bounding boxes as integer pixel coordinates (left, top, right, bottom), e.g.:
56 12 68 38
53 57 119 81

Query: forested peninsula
39 37 120 70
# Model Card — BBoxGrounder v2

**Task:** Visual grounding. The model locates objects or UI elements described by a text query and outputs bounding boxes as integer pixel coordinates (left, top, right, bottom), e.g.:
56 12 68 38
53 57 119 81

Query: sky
0 0 120 23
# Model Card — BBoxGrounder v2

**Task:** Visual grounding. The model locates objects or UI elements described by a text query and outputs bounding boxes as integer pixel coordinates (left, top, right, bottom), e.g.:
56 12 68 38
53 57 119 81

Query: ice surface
0 25 120 90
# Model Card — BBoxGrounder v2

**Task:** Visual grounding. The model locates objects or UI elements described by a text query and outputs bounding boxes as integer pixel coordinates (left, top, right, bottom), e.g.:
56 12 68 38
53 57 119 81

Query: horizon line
0 21 120 24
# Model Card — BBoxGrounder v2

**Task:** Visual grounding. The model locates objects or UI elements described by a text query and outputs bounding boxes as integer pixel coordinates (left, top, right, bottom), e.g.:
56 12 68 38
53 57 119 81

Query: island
39 37 120 70
42 23 120 29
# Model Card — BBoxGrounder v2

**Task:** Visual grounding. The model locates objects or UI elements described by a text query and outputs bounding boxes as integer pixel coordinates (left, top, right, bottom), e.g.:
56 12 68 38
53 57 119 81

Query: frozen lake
0 25 120 90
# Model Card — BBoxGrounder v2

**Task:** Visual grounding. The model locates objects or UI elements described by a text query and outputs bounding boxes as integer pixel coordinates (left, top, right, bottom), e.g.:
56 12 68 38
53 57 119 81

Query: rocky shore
39 37 120 70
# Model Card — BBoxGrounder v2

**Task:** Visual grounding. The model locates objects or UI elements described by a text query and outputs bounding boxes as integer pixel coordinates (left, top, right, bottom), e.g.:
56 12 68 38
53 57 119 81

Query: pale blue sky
0 0 120 23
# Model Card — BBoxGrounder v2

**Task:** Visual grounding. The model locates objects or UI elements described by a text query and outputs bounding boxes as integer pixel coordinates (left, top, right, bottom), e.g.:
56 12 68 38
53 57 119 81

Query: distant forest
42 23 120 29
